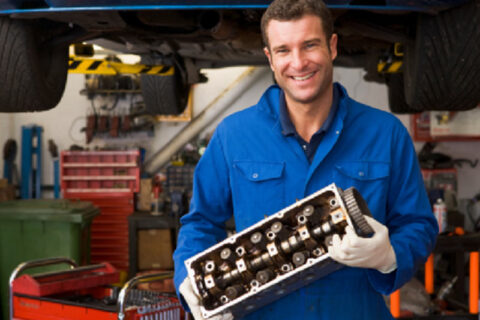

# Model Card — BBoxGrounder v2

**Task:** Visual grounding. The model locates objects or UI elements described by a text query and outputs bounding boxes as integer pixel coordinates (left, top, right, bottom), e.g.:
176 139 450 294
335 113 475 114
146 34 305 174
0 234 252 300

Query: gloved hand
179 277 234 320
327 215 397 273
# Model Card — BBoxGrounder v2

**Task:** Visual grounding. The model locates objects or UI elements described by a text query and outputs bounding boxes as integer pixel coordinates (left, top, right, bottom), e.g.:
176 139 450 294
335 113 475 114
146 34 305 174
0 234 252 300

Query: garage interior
0 3 480 319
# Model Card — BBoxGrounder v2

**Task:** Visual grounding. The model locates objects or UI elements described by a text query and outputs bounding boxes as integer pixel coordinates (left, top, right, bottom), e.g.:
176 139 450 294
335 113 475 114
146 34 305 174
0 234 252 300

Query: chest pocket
234 161 284 182
333 161 390 215
232 161 285 230
334 161 389 181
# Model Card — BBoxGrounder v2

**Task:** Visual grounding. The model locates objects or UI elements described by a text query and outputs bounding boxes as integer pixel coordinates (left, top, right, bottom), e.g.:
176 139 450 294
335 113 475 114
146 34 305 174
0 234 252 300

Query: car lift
20 125 43 199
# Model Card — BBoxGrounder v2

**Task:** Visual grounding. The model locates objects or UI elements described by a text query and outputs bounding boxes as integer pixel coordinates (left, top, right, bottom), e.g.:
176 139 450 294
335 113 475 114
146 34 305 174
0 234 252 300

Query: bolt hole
236 247 245 256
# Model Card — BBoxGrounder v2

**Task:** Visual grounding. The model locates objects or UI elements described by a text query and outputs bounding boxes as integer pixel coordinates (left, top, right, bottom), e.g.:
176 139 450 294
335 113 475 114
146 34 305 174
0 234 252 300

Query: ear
329 33 338 61
263 46 275 71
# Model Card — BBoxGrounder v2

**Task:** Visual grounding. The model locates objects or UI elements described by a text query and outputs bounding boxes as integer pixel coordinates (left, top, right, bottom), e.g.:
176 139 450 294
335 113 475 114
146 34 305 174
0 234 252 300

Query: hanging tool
3 139 17 184
48 139 60 199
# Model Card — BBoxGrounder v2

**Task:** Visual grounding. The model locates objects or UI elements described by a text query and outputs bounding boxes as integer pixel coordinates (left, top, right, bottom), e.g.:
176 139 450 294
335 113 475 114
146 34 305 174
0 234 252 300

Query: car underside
0 0 478 114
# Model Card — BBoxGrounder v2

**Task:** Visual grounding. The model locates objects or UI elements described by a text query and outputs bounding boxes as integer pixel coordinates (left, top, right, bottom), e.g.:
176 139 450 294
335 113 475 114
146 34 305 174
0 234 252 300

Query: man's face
264 14 337 107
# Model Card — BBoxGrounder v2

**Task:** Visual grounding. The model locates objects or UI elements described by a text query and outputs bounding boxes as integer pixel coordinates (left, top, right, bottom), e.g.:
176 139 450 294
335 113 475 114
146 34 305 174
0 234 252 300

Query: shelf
411 112 480 142
80 89 141 95
62 176 137 181
63 163 137 168
64 188 133 193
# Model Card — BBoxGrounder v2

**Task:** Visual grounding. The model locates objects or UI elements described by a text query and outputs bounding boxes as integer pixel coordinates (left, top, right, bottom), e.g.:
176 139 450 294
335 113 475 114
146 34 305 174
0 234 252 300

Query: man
173 0 438 319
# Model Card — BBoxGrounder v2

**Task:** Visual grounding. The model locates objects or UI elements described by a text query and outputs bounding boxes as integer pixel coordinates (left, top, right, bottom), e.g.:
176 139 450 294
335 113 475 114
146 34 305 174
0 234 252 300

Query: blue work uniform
173 83 438 320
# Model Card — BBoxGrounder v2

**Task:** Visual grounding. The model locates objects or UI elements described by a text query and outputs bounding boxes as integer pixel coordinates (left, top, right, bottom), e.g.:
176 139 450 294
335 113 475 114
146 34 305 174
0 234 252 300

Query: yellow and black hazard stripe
377 58 403 73
378 42 404 74
68 57 174 76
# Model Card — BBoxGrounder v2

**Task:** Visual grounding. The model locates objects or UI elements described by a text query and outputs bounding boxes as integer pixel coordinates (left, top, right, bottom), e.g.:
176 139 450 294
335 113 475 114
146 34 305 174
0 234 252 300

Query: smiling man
174 0 437 319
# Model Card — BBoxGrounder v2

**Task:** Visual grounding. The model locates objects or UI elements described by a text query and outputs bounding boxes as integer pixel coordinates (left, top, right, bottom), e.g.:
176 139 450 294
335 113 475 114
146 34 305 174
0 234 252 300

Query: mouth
291 72 315 81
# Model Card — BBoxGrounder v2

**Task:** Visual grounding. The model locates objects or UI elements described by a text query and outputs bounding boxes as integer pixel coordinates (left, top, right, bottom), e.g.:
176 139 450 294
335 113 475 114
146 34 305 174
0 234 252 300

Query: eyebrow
271 38 323 52
271 44 288 52
304 38 322 45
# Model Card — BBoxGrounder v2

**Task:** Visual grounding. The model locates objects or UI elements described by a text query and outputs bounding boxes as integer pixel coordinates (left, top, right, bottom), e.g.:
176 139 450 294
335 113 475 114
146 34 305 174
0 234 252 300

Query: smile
292 72 315 81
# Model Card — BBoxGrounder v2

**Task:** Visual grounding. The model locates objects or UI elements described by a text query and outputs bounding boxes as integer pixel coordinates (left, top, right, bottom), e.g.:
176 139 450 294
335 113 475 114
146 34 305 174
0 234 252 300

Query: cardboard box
136 270 175 293
138 229 173 270
0 179 15 201
137 178 153 211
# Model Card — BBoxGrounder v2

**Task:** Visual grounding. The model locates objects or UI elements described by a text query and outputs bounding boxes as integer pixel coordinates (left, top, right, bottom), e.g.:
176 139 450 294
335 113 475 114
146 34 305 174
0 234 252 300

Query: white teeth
293 73 314 81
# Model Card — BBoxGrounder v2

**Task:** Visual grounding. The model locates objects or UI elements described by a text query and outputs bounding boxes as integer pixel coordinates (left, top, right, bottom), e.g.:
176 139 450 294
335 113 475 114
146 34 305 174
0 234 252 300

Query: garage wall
0 67 479 203
0 113 14 162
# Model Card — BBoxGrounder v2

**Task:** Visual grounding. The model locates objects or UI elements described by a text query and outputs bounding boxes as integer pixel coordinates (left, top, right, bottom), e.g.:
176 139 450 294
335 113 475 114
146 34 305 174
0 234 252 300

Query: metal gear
342 187 374 237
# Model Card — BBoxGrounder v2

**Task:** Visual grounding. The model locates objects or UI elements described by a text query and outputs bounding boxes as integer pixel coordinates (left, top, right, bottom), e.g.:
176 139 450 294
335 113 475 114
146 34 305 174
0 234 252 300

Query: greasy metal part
312 247 325 257
270 221 289 238
266 229 276 241
220 295 229 304
225 284 245 300
250 232 264 245
342 188 375 236
235 246 246 257
256 269 275 284
220 248 234 261
280 263 294 273
205 260 216 273
292 251 309 267
185 183 373 319
302 204 315 216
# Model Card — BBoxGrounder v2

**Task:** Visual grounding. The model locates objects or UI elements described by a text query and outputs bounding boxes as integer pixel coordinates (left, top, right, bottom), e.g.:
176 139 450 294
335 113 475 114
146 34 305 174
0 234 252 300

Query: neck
285 85 334 142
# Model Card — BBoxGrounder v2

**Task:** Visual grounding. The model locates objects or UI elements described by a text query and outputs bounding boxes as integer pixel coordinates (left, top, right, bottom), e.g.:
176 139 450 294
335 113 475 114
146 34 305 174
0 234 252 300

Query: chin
293 92 320 104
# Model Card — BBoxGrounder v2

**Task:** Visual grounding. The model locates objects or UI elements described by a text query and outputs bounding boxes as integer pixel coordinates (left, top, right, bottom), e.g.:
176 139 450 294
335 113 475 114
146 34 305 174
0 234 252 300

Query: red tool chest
10 258 184 320
60 150 141 272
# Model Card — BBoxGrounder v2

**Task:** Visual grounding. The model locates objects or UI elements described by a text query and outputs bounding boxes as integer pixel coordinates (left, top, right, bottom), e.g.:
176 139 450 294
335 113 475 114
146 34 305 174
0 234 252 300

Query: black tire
386 73 421 114
0 18 68 112
404 0 480 111
140 62 189 115
342 187 374 237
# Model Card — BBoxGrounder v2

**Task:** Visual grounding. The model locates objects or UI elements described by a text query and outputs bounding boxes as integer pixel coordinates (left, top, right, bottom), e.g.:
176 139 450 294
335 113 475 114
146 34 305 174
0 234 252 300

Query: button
336 130 340 134
252 173 259 179
358 171 365 177
302 145 307 150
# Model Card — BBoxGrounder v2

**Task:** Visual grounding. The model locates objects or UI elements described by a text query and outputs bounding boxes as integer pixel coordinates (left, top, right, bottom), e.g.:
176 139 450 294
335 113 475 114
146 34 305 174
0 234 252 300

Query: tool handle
9 257 78 320
117 271 174 320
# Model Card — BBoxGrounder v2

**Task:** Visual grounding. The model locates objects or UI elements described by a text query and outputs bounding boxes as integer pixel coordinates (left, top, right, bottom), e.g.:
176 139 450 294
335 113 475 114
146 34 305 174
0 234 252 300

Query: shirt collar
279 85 340 137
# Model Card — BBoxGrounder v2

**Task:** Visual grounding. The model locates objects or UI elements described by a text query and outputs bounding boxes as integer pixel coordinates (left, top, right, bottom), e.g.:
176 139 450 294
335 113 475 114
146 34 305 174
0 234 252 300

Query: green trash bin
0 199 99 320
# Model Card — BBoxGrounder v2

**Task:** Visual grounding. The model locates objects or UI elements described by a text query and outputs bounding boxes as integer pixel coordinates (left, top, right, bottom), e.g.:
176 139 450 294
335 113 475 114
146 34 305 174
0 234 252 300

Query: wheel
0 18 68 112
140 58 190 115
404 0 480 111
341 187 374 237
386 73 421 114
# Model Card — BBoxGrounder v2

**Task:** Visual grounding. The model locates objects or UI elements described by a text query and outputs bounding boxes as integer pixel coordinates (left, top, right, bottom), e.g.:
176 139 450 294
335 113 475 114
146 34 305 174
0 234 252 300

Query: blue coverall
173 83 438 319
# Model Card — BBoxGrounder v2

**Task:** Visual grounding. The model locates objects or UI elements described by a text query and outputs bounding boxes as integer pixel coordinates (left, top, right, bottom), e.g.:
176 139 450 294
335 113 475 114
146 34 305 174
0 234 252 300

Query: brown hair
261 0 334 48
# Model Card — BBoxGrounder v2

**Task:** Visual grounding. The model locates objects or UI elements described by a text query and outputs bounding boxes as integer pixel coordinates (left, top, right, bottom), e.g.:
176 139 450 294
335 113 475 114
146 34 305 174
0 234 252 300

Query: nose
290 49 307 70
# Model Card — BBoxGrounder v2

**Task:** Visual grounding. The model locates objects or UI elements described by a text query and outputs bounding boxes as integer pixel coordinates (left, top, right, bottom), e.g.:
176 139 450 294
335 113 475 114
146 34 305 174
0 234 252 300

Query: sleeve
367 121 438 294
173 125 233 308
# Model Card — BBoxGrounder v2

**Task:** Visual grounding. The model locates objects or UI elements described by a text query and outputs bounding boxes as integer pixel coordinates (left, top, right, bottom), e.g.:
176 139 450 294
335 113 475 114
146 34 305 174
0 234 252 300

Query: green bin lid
0 199 100 222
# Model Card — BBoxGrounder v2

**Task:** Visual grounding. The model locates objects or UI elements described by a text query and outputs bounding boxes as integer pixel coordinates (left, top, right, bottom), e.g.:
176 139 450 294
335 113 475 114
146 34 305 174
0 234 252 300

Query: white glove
328 215 397 273
179 277 234 320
